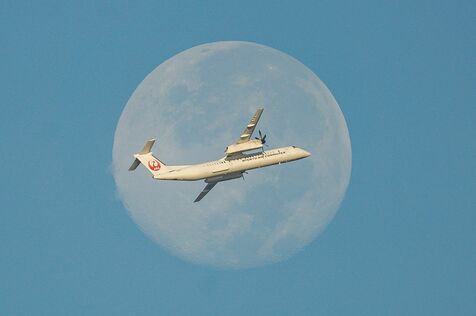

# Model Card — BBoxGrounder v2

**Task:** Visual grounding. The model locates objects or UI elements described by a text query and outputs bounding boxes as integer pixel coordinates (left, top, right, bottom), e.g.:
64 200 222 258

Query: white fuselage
155 146 310 181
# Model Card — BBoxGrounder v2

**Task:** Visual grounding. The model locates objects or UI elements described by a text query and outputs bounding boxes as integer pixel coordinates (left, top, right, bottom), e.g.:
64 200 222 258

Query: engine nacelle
205 172 243 183
225 139 263 155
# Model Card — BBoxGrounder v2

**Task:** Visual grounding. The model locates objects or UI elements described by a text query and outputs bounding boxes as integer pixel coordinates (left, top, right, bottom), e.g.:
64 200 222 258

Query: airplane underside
128 107 310 203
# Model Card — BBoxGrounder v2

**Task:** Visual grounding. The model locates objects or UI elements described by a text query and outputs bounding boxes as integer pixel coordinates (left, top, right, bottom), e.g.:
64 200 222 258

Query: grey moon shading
112 41 351 268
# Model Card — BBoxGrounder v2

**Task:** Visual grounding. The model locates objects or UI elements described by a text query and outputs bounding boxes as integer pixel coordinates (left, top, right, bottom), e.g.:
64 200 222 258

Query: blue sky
1 1 475 315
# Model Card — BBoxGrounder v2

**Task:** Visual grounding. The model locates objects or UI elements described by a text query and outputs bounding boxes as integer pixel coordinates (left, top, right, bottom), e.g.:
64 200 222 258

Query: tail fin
128 139 169 176
128 139 156 171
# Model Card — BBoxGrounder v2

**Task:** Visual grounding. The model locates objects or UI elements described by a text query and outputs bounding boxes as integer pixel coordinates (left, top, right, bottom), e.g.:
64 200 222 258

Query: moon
112 41 351 268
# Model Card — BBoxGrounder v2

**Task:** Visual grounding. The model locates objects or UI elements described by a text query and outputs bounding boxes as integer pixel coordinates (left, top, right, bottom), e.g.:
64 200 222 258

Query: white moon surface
112 41 351 268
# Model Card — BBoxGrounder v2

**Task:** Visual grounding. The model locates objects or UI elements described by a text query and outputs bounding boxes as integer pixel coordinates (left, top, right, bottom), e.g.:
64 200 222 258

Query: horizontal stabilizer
128 158 141 171
140 139 156 154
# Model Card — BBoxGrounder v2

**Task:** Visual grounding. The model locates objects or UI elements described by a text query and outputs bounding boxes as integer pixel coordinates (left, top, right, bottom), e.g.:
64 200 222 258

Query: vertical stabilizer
128 139 169 176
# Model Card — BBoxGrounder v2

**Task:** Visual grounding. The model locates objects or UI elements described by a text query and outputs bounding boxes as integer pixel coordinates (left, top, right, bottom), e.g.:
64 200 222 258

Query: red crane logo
148 159 161 171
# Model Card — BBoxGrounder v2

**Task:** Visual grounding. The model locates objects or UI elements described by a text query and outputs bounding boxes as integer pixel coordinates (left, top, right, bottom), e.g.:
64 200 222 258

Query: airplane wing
236 108 264 144
194 182 217 203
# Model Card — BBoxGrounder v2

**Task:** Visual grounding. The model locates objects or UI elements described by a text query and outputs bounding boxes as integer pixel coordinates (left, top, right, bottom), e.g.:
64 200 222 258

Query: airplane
128 108 311 202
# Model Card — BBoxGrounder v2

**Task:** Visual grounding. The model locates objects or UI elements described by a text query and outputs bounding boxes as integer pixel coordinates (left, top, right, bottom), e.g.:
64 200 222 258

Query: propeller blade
255 130 267 145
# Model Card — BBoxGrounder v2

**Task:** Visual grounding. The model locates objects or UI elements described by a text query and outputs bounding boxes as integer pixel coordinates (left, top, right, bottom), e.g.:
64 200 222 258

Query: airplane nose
301 149 311 158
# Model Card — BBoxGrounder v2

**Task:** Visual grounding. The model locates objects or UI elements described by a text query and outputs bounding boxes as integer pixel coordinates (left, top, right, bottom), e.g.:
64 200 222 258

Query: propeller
255 130 267 145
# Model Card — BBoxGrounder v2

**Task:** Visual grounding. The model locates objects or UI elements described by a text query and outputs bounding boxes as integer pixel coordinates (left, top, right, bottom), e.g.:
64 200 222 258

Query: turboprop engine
225 139 263 155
